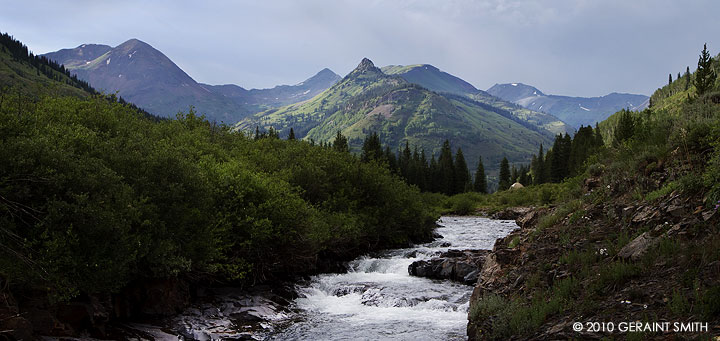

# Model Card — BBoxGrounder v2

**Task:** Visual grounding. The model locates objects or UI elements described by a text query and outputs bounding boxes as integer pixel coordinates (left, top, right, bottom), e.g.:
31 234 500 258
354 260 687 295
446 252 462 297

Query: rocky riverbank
466 188 720 339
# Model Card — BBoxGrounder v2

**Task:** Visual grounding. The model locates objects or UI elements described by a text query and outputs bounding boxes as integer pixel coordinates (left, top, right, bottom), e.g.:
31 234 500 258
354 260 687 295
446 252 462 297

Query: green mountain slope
382 64 572 135
238 58 555 174
0 33 92 97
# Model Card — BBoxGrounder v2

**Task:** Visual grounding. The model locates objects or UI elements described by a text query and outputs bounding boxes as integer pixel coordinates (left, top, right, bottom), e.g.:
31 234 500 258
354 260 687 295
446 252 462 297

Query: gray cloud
2 0 718 96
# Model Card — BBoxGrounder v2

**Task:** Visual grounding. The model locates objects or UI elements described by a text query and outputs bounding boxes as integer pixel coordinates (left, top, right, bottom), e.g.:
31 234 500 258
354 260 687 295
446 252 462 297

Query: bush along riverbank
0 92 440 338
465 50 720 339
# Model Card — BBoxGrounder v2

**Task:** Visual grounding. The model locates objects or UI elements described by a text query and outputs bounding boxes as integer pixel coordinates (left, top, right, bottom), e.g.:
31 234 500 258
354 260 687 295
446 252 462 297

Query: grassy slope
382 64 572 136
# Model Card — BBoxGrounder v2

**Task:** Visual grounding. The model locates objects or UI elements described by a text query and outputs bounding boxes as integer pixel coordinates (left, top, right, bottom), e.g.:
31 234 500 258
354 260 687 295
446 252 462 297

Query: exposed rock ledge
408 249 491 285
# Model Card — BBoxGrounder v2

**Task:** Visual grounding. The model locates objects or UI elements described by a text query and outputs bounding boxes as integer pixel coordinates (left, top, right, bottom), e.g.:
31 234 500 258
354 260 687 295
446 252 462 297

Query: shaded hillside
382 64 572 135
488 82 649 128
238 58 556 176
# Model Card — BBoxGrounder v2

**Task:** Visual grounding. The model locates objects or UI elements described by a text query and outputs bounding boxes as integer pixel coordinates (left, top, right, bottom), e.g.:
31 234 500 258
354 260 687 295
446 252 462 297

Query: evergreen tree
695 43 716 95
361 132 383 162
550 135 563 182
332 131 349 153
420 149 430 192
532 144 546 185
384 146 398 173
498 157 511 191
613 109 635 145
543 149 553 183
669 73 673 85
510 165 518 184
473 157 487 193
518 165 530 186
399 141 412 179
438 140 455 194
288 128 296 140
685 66 691 90
429 154 440 193
453 148 471 193
594 123 604 148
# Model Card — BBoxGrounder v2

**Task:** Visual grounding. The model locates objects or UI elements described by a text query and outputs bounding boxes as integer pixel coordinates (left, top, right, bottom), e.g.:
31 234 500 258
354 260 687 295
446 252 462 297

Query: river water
268 216 518 340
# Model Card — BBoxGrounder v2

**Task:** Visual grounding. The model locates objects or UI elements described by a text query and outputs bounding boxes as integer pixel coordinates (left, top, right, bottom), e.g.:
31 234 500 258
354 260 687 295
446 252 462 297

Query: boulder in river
408 249 490 285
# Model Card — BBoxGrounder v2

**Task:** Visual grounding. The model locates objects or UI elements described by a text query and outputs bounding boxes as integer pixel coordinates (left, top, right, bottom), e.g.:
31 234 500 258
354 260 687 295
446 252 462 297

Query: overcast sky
2 0 718 96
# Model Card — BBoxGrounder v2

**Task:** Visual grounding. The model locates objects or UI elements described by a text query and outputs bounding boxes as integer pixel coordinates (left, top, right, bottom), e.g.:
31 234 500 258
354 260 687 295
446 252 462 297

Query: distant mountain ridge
382 64 573 135
487 83 649 128
200 68 341 109
237 58 557 176
43 39 340 122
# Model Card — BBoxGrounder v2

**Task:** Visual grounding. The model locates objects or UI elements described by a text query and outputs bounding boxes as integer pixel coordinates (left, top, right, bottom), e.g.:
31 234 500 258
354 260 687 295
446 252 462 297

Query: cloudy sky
2 0 718 96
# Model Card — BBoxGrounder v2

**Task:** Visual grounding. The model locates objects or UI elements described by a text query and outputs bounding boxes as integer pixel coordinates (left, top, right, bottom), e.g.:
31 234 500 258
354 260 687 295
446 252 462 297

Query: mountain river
268 216 518 340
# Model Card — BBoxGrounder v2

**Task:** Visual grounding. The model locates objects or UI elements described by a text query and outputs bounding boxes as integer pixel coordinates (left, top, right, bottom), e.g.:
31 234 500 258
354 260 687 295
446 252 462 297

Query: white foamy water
269 216 518 340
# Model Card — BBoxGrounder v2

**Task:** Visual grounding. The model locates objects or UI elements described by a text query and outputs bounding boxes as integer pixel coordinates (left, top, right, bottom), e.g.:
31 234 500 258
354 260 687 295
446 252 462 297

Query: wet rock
618 232 659 261
463 270 480 284
128 278 190 316
56 302 93 334
408 249 490 284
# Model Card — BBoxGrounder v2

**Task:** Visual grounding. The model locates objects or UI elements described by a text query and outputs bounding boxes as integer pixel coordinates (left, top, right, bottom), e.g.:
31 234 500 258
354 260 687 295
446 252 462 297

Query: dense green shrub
0 93 438 298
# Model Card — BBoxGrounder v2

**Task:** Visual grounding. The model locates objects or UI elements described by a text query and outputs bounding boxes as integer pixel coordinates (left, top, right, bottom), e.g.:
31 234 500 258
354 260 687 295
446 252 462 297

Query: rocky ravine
466 190 720 340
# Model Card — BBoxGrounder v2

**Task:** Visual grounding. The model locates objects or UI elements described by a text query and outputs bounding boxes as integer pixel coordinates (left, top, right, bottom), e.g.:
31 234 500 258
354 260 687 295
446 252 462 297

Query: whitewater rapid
269 216 518 340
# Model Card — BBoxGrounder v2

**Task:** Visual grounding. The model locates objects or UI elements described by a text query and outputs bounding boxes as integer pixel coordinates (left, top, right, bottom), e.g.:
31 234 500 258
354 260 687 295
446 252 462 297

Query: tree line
258 122 605 196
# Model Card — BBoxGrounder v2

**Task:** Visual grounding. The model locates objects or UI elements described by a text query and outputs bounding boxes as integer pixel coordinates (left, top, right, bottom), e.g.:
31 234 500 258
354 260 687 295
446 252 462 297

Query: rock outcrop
408 249 491 285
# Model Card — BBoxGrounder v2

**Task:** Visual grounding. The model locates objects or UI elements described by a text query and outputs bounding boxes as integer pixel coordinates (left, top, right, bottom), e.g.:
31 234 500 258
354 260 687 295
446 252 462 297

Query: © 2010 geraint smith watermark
572 321 709 333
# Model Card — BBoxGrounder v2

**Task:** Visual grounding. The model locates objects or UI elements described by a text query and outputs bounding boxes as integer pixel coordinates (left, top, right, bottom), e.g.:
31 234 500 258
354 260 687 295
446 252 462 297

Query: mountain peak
359 57 374 68
354 58 379 72
117 38 151 50
347 58 384 79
